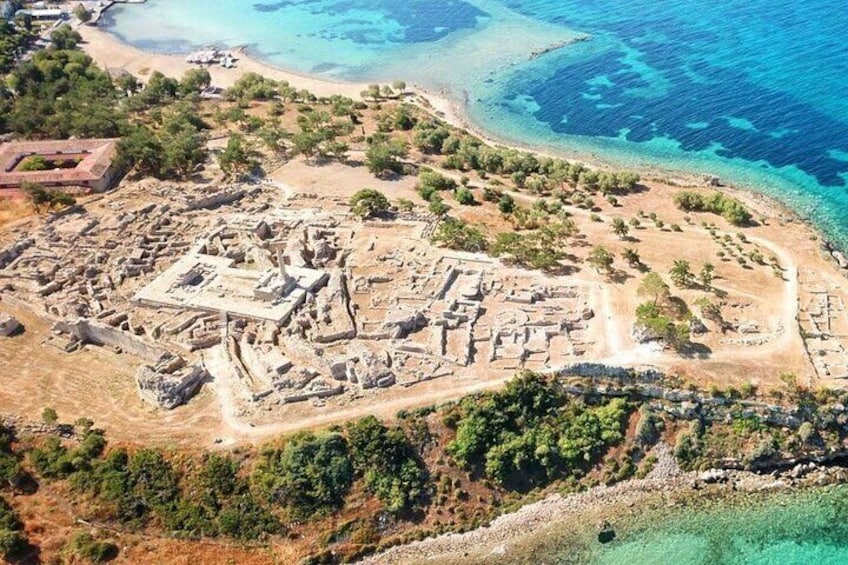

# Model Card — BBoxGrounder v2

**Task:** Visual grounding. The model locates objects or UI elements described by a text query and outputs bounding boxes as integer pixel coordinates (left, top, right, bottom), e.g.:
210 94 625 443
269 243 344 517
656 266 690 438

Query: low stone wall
54 318 168 363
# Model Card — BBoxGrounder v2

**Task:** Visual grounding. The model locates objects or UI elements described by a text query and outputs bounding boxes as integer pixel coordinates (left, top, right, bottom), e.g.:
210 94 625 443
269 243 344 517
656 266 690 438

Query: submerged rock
597 521 616 544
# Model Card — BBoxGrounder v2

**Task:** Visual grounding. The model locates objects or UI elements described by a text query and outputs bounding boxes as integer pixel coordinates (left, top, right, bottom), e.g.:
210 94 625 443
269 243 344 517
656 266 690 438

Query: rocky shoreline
361 444 848 564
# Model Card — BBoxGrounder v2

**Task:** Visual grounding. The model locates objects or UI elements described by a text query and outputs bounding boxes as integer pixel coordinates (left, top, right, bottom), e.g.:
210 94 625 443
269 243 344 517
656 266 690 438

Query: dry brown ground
0 301 224 448
0 198 35 231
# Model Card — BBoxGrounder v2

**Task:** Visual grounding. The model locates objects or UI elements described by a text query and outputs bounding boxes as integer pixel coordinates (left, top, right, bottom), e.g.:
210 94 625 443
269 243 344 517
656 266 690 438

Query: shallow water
584 486 848 565
492 485 848 564
103 0 848 248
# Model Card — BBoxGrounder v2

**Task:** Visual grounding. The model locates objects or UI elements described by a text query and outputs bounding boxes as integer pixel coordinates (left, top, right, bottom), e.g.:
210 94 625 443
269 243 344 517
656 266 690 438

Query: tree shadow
13 542 41 565
552 264 581 276
667 296 692 317
607 270 633 284
677 342 712 359
4 323 26 338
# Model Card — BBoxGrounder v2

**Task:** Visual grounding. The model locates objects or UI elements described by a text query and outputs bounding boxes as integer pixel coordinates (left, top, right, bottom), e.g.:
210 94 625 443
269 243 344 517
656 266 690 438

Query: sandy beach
76 24 368 99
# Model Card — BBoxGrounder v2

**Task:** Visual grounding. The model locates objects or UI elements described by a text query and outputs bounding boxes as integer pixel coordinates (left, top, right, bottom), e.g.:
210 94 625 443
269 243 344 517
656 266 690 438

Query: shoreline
361 459 848 564
75 24 368 98
76 21 842 259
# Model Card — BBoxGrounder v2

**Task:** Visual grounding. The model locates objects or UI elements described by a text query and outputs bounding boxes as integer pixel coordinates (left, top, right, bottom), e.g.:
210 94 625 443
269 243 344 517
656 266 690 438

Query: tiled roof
0 138 119 187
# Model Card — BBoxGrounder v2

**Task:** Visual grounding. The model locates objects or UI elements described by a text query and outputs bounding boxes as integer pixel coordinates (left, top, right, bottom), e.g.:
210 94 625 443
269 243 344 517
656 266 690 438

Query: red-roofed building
0 138 123 197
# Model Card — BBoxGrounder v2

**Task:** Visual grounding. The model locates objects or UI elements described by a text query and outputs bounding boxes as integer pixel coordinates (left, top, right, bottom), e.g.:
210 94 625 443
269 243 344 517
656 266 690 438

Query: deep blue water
103 0 848 246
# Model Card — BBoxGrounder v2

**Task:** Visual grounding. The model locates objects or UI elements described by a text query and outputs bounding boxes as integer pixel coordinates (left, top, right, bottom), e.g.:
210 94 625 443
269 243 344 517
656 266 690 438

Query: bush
454 187 475 205
635 407 659 446
417 169 457 200
0 497 27 560
447 373 630 489
498 194 515 214
798 421 818 445
68 532 119 563
224 72 279 100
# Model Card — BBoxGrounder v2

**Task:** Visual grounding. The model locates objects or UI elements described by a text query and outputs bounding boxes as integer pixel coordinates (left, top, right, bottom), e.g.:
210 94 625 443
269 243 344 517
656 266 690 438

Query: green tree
611 217 629 240
19 155 48 171
454 187 475 205
362 84 382 101
224 72 279 101
42 407 58 426
253 432 352 519
218 134 257 177
498 193 515 214
349 188 390 218
73 5 92 23
114 72 140 95
117 127 164 176
669 259 693 287
637 272 670 305
67 532 118 563
346 416 427 513
0 497 28 560
365 136 408 177
50 24 82 50
431 217 488 252
428 195 450 216
587 246 614 274
699 262 715 287
179 68 212 96
623 248 641 267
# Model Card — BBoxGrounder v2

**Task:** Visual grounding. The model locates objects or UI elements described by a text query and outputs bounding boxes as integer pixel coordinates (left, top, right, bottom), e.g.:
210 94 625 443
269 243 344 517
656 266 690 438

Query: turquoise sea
567 485 848 565
102 0 848 248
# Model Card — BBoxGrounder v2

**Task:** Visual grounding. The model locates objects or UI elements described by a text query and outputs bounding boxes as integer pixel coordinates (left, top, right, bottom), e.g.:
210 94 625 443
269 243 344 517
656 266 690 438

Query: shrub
0 497 27 559
448 373 630 489
498 194 515 214
454 187 475 205
67 532 119 563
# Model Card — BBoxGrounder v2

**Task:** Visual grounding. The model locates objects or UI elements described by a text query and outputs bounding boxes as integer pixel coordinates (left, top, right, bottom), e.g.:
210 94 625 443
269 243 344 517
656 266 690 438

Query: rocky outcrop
631 323 662 343
136 356 207 409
